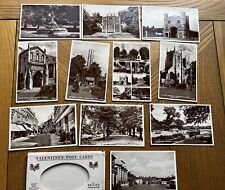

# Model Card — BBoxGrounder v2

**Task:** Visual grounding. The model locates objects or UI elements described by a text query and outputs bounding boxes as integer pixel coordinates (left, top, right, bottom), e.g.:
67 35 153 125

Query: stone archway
33 71 43 87
170 26 177 38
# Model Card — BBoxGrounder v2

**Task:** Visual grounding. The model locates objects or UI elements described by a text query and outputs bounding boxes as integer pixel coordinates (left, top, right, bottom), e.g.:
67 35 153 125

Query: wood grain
0 20 17 190
4 20 225 190
214 21 225 106
1 0 225 20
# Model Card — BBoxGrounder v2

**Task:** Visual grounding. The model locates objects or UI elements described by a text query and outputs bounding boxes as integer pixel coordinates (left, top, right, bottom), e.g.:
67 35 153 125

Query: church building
17 44 56 90
163 11 190 39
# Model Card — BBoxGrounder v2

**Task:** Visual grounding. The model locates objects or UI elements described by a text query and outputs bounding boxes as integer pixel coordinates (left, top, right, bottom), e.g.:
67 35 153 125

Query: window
42 55 44 62
30 52 33 60
177 20 180 24
36 53 39 61
168 20 170 24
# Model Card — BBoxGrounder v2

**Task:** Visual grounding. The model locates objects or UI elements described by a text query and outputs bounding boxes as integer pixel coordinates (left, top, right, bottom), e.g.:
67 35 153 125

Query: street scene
158 42 197 102
20 5 81 39
151 104 214 145
80 104 144 146
142 6 199 42
83 5 140 40
10 104 76 150
111 151 177 190
112 42 151 102
17 41 57 102
66 41 109 102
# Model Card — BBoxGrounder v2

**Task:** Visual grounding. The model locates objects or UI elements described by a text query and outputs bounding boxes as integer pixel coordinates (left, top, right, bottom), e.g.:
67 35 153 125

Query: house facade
18 44 56 90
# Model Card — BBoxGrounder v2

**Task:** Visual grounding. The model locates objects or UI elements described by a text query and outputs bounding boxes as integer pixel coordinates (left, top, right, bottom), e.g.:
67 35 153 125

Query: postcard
26 151 105 190
158 42 197 102
16 41 58 103
112 42 151 102
20 4 81 39
65 41 110 102
150 103 214 145
9 104 77 151
110 151 178 190
142 6 200 43
80 104 144 146
82 5 141 40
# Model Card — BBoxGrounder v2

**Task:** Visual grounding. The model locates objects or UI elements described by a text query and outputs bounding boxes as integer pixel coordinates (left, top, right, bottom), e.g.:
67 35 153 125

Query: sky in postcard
83 5 139 17
142 6 199 32
151 104 211 126
112 151 176 178
19 41 57 57
71 41 109 75
160 42 197 70
30 106 54 125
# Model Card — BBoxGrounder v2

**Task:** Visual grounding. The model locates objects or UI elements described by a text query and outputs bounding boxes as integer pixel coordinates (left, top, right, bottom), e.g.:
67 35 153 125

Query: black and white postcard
80 104 144 146
66 41 110 102
27 151 105 190
20 4 81 39
9 104 77 151
111 151 178 190
16 41 58 103
82 5 141 40
150 104 214 145
142 6 200 43
112 42 151 102
158 42 197 102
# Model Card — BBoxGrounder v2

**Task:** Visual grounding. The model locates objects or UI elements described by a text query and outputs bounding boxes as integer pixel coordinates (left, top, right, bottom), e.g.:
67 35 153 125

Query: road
24 134 52 146
121 184 175 190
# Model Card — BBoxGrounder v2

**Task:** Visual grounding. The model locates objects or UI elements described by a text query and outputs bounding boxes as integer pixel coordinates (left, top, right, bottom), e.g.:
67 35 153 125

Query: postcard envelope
26 151 105 190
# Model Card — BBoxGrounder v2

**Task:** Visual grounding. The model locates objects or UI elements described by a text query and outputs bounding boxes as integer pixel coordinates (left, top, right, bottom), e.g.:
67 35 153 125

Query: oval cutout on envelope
40 163 89 190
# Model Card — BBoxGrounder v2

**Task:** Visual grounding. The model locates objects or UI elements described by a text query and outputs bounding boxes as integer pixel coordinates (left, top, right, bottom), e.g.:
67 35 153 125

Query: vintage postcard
16 41 58 103
142 6 200 43
20 4 81 39
80 104 144 146
150 104 214 145
158 42 197 102
82 5 141 40
112 42 151 102
111 151 178 190
9 104 77 151
66 41 110 102
27 151 105 190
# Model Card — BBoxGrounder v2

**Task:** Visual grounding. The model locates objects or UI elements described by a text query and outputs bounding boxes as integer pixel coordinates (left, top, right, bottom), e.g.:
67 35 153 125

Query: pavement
11 133 61 149
84 32 138 39
67 85 98 100
82 134 143 146
159 86 196 101
121 184 175 190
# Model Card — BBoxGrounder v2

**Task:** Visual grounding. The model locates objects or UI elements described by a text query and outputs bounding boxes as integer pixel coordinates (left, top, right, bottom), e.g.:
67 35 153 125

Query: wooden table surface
0 1 225 190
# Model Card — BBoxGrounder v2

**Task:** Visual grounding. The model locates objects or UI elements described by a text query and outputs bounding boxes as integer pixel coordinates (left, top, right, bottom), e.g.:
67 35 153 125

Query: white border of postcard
16 40 58 103
79 103 145 147
82 4 141 40
65 40 110 103
19 4 82 40
112 41 151 102
142 6 200 43
110 150 178 190
9 103 78 151
150 103 214 146
158 41 198 102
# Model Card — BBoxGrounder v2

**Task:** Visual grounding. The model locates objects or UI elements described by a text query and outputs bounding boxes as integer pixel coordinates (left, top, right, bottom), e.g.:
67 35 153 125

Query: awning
22 124 34 132
11 124 26 132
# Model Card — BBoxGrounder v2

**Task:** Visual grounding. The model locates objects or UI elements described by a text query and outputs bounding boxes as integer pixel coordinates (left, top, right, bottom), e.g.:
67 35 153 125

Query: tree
129 49 138 59
163 107 181 126
181 105 210 124
139 47 149 60
87 62 102 83
120 49 127 58
69 55 86 83
114 47 120 59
